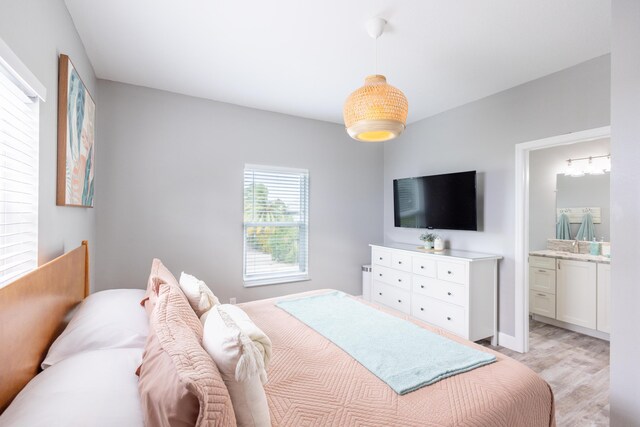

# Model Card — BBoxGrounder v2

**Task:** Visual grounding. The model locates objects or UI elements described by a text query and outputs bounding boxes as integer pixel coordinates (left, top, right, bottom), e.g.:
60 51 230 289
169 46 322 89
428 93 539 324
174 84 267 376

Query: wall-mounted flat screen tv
393 170 477 231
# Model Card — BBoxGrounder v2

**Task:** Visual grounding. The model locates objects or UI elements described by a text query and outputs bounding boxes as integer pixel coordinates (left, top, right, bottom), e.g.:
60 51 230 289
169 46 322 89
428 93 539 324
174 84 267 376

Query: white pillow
0 348 144 427
179 272 220 317
202 306 270 427
42 289 148 369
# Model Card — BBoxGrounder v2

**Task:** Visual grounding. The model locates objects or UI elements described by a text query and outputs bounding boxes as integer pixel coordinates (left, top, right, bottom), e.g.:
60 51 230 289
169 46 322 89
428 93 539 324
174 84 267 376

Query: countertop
371 243 502 261
529 249 611 264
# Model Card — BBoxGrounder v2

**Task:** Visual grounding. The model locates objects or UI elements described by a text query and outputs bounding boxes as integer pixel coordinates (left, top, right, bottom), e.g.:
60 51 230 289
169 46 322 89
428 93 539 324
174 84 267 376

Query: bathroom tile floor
480 319 609 427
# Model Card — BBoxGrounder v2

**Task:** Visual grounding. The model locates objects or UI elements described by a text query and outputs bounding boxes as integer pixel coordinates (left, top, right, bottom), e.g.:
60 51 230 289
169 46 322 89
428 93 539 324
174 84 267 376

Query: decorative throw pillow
212 304 272 373
138 281 236 427
179 272 220 317
202 305 271 427
140 258 178 317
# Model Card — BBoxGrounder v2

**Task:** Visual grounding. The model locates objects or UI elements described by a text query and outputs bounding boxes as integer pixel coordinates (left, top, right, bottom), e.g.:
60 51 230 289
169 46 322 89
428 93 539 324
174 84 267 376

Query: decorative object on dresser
419 232 437 249
368 243 501 345
57 54 96 207
433 236 445 251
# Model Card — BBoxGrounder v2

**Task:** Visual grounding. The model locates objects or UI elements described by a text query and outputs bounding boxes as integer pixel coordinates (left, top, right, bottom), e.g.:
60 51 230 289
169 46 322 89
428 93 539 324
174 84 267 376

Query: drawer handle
379 257 383 260
397 299 402 303
379 273 382 277
420 266 424 269
420 307 424 311
398 279 402 282
398 261 402 265
378 292 382 296
447 316 452 321
537 293 546 297
420 285 424 289
447 271 452 275
538 269 547 273
447 292 452 296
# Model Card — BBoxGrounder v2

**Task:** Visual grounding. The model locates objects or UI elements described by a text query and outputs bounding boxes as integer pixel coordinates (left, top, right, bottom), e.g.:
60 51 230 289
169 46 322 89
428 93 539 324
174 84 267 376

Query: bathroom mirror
556 173 610 241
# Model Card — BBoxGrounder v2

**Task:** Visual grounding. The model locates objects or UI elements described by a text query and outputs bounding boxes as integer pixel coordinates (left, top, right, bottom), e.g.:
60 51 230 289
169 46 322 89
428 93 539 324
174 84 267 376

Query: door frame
514 125 610 353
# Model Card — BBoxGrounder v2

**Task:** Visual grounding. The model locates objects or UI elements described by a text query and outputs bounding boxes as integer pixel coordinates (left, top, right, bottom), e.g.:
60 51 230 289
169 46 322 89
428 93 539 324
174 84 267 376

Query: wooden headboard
0 241 89 413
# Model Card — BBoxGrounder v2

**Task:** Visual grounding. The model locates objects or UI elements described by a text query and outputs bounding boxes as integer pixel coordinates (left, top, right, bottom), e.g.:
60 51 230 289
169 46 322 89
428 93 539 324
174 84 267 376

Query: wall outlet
229 297 237 304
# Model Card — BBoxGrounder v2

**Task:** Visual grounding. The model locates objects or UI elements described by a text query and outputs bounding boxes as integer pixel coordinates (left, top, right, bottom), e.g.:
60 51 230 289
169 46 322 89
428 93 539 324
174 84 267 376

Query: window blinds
0 68 38 288
243 165 309 285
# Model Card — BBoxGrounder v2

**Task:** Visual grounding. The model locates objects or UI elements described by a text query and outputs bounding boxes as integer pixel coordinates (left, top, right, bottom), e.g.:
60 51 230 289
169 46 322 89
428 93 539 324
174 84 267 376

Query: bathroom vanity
529 249 610 340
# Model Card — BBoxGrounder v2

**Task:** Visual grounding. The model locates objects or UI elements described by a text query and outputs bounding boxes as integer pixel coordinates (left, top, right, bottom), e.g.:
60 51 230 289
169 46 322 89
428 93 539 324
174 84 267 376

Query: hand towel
575 212 596 241
556 212 572 240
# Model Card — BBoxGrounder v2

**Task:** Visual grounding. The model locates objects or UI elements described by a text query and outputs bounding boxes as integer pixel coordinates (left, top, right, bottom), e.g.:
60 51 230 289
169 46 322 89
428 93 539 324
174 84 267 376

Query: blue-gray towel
556 212 572 240
576 212 595 241
276 291 496 395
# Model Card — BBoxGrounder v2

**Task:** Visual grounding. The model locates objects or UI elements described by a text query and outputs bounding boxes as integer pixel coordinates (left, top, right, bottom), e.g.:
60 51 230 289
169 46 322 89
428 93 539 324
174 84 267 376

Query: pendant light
343 18 408 142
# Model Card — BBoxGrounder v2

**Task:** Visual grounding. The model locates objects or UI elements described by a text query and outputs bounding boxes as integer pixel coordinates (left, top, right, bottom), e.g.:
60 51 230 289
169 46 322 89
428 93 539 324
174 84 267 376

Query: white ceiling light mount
343 17 408 142
366 17 386 40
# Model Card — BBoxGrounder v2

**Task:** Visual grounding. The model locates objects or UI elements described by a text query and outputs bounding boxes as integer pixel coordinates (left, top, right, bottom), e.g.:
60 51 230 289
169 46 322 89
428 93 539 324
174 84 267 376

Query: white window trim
0 37 46 101
0 38 43 288
243 164 309 287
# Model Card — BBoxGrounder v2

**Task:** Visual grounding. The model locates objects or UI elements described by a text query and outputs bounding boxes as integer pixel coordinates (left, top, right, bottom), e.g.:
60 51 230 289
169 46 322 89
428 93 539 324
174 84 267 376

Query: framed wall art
57 54 95 207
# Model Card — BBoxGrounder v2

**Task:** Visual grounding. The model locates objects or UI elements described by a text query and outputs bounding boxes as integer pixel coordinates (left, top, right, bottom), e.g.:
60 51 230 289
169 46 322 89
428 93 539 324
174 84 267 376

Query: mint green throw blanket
276 291 496 395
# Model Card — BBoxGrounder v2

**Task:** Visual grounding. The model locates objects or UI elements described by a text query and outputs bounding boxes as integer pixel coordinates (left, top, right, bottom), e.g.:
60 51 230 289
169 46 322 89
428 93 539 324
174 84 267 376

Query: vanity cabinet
529 256 557 318
556 259 597 329
370 244 500 343
597 263 611 333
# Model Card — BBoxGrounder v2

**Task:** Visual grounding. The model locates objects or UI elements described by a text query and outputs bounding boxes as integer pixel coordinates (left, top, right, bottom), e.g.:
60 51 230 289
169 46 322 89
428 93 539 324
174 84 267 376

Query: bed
0 243 555 426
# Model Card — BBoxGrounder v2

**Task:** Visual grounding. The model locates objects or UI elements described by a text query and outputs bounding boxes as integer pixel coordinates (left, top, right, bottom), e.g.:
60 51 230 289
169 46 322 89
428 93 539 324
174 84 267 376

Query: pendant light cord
375 36 378 74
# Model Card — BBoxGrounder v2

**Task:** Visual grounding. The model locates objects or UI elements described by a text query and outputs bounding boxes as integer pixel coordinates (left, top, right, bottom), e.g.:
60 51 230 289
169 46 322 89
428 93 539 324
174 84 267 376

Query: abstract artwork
57 54 95 207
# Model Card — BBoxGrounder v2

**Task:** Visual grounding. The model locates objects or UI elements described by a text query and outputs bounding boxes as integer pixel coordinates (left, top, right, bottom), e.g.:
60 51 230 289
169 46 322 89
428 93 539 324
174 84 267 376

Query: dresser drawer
412 294 466 337
372 265 411 291
436 261 467 285
412 256 437 278
413 276 467 307
529 290 556 318
391 251 412 272
372 281 411 315
529 255 556 270
529 267 556 294
372 247 391 267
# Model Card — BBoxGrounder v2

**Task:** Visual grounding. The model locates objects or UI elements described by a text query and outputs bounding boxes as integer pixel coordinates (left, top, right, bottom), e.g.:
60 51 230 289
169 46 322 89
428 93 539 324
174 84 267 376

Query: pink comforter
240 290 555 427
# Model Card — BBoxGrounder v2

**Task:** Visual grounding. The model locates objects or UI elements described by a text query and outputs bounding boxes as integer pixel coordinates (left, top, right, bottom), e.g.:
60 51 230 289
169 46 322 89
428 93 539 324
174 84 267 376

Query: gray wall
0 0 97 284
384 55 610 336
610 0 640 424
529 138 610 250
95 80 383 303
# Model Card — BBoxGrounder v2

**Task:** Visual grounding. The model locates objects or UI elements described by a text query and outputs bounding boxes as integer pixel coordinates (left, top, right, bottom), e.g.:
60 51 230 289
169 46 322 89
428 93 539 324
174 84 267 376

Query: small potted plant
419 232 438 249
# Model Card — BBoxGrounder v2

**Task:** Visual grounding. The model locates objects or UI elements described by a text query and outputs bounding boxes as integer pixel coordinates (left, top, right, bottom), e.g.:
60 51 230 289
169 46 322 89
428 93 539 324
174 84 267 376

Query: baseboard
498 332 522 352
532 314 610 341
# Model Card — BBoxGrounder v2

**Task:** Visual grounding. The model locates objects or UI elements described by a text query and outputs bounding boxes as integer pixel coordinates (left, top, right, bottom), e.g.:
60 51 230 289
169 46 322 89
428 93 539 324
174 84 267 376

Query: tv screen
393 171 477 231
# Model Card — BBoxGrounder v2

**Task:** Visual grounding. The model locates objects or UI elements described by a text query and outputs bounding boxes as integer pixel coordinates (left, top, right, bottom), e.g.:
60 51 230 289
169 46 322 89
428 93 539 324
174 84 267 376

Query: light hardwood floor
481 320 609 427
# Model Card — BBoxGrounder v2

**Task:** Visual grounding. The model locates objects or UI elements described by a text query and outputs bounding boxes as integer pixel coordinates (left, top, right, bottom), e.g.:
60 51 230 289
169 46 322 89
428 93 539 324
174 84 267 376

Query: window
243 165 309 286
0 59 40 288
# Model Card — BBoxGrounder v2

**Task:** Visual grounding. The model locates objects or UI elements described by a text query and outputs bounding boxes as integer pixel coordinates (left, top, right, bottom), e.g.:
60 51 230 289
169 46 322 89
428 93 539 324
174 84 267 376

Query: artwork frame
57 54 95 207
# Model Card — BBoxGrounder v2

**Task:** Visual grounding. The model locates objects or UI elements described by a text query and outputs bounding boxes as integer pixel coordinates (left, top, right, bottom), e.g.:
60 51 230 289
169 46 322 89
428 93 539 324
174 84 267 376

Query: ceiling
64 0 610 125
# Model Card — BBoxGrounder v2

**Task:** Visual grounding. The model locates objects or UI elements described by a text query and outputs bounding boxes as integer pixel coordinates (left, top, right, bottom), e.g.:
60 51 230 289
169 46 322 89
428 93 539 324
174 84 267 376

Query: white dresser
368 243 501 344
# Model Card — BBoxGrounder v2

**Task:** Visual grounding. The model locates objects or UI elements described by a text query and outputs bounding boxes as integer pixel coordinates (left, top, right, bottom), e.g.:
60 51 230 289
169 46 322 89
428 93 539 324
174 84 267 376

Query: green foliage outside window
244 183 299 264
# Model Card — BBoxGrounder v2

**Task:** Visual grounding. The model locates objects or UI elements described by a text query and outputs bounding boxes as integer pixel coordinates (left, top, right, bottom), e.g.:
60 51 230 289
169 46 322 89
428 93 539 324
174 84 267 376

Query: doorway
514 125 611 353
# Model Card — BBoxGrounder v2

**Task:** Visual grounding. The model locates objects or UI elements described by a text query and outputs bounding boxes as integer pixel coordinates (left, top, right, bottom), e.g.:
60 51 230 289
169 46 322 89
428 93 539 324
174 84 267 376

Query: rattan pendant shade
343 75 408 142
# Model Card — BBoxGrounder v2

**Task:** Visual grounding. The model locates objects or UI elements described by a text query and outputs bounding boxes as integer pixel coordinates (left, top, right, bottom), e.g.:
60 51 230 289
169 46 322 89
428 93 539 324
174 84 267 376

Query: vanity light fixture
564 154 611 177
343 18 408 142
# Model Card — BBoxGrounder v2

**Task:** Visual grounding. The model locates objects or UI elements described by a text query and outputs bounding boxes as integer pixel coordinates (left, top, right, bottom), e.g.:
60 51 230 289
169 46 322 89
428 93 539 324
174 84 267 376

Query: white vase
434 237 444 251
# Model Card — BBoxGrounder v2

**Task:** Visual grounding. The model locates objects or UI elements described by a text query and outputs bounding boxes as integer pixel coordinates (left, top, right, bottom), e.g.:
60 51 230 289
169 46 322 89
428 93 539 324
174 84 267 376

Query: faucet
572 239 580 254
